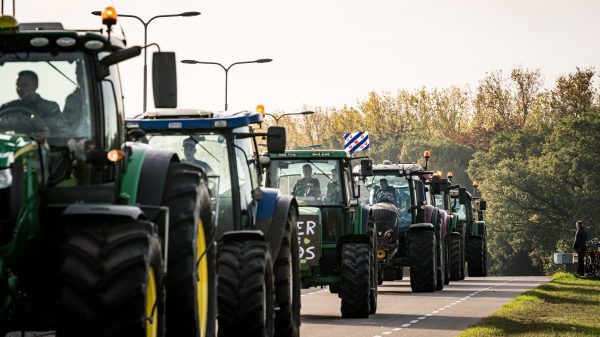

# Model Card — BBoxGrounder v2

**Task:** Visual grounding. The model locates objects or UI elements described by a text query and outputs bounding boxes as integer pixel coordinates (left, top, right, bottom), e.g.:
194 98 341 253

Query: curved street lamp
181 58 272 111
264 110 315 125
91 10 201 112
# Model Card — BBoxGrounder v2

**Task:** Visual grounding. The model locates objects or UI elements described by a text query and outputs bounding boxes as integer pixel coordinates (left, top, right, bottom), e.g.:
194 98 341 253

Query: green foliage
458 273 600 337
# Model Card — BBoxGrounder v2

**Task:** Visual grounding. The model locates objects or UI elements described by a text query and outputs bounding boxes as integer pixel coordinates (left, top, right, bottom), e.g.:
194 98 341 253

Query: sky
6 0 600 116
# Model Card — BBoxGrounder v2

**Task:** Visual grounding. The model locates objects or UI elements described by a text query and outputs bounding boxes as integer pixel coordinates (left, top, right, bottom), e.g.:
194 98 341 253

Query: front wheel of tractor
340 243 371 318
409 230 437 292
57 218 165 337
217 240 275 337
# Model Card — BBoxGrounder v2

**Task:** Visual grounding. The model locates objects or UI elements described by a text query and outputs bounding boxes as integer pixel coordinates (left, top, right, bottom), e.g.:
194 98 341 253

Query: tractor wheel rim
146 267 158 337
197 219 209 336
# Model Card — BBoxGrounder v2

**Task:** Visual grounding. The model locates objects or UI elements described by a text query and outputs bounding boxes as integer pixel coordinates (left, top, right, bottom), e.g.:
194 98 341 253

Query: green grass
457 273 600 337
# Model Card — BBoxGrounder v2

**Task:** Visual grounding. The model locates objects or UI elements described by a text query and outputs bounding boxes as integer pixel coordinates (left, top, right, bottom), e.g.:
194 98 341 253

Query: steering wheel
0 106 48 134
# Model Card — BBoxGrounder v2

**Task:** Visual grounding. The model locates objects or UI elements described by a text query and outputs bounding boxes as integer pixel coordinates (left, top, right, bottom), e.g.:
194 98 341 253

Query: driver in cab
376 178 398 206
292 164 321 198
0 70 60 130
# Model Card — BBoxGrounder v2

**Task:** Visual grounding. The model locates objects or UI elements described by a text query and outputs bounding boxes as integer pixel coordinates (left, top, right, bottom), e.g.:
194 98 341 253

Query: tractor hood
0 134 33 169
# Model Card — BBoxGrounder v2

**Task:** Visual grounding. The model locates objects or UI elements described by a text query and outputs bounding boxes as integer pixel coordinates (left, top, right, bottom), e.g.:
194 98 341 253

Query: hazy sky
7 0 600 116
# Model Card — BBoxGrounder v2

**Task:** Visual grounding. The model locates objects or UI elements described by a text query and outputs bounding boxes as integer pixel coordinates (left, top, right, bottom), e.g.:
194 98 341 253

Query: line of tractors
0 8 487 337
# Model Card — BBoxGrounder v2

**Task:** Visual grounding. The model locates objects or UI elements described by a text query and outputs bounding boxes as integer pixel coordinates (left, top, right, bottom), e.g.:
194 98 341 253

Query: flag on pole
344 131 370 153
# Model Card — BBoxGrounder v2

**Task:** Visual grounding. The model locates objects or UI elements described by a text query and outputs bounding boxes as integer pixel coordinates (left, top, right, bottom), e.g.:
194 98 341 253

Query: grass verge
457 273 600 337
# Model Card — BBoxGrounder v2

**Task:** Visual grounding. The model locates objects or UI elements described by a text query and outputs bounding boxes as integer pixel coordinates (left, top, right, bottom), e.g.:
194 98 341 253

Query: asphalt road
300 275 550 337
5 276 549 337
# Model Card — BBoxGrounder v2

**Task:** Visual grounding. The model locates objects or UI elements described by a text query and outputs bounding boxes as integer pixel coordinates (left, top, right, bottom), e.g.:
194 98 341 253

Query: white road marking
368 277 525 336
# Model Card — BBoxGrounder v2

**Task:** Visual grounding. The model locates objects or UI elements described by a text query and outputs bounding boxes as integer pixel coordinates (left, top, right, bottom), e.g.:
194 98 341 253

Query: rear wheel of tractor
448 234 461 281
435 233 445 291
483 237 488 276
459 236 466 280
395 266 404 280
340 243 371 318
273 207 301 337
409 230 437 292
58 218 165 337
383 269 396 281
369 243 378 315
217 240 274 337
444 240 451 285
378 269 384 285
161 163 214 337
467 237 485 277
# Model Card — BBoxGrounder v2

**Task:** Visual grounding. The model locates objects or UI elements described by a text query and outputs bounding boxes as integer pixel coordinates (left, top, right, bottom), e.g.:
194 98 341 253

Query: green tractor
264 150 378 318
440 180 488 279
360 159 447 292
0 10 216 337
126 109 301 337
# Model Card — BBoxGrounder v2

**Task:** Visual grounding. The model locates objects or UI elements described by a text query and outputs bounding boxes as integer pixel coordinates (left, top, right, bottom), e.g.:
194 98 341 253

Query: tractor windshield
268 159 343 206
455 203 467 221
147 133 233 228
363 175 409 208
0 52 92 143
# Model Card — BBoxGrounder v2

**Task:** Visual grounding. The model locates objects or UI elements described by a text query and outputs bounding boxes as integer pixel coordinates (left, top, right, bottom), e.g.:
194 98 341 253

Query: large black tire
444 240 451 285
57 218 165 337
340 243 371 318
273 207 301 337
217 240 274 337
483 237 488 276
467 237 485 277
435 232 445 291
448 234 461 281
396 266 404 280
369 240 378 315
161 163 214 337
409 230 437 292
383 268 397 281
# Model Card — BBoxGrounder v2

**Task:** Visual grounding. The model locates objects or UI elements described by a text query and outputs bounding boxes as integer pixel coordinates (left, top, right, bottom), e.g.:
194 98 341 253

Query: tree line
264 66 600 275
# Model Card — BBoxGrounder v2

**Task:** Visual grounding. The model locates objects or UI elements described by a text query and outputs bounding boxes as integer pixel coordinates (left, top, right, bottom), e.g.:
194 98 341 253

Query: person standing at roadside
573 220 588 276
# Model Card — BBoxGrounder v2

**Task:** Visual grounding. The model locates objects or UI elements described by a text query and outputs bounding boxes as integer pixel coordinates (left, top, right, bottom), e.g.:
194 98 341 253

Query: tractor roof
0 20 125 52
372 163 423 175
268 150 350 159
125 110 264 131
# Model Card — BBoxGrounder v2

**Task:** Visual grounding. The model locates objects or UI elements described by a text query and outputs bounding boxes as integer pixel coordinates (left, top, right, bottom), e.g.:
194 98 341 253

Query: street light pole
91 11 200 113
264 111 315 125
181 58 272 111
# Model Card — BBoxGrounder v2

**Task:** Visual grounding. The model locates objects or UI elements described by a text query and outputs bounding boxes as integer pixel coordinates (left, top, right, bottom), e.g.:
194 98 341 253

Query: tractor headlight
0 168 12 189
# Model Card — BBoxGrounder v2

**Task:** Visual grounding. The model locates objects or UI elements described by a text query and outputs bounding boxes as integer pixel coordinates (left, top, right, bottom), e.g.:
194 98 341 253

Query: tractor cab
126 110 285 238
361 163 431 234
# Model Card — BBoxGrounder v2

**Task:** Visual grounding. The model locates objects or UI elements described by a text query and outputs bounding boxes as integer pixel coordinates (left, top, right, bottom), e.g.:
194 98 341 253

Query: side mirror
360 159 373 177
100 46 142 67
267 126 286 154
458 187 467 205
479 200 487 211
153 51 177 109
352 181 361 199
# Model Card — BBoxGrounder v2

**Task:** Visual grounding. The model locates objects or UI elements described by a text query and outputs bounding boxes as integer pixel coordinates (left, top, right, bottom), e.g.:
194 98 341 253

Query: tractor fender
136 149 179 219
61 204 145 220
221 230 265 243
438 210 449 240
255 187 298 261
337 234 372 264
409 223 434 232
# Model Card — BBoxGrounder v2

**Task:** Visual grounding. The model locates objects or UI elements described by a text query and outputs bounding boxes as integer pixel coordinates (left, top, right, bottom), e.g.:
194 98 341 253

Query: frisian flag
344 131 370 153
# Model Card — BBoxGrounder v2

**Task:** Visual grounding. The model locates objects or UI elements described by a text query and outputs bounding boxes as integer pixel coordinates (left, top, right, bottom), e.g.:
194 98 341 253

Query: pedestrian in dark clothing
573 220 588 276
